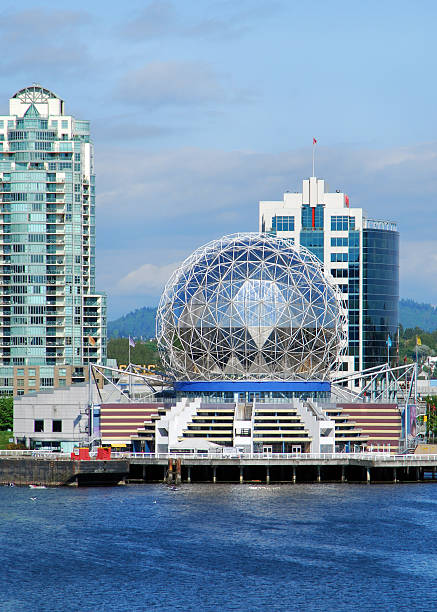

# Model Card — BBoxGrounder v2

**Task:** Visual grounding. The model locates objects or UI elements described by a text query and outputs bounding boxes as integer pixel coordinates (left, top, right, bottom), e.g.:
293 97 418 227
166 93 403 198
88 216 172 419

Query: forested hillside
398 299 437 332
106 329 437 369
108 307 157 339
107 299 437 340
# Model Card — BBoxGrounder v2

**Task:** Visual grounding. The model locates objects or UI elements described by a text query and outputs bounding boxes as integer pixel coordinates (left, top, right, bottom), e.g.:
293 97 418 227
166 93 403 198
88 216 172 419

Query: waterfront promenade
3 450 437 485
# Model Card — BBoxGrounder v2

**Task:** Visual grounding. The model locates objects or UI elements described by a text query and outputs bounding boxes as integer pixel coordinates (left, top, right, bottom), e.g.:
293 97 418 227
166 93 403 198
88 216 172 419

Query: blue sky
1 0 437 318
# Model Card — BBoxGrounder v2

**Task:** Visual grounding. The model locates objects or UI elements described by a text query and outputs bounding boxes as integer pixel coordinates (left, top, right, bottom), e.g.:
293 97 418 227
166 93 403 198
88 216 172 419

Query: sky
1 0 437 319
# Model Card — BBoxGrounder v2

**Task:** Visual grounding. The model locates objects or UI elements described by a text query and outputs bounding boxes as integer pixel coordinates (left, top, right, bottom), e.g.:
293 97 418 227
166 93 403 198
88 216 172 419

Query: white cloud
96 142 437 228
121 1 281 41
0 9 95 77
400 241 437 304
94 141 437 316
115 61 229 107
114 262 180 295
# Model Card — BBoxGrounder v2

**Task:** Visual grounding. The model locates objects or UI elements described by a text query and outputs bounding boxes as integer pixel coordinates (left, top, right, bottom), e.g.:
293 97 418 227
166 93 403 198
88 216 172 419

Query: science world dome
156 233 346 381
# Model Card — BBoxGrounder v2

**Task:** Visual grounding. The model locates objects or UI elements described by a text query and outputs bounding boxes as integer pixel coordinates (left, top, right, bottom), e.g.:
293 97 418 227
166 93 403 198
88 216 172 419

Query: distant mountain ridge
398 299 437 332
107 299 437 338
108 306 157 339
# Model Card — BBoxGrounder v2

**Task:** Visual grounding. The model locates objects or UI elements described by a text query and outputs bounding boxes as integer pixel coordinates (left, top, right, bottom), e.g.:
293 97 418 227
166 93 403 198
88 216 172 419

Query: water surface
1 483 436 611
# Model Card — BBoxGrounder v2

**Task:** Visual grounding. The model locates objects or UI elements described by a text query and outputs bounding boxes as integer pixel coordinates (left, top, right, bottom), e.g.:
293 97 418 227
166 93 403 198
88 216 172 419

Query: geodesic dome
157 233 346 381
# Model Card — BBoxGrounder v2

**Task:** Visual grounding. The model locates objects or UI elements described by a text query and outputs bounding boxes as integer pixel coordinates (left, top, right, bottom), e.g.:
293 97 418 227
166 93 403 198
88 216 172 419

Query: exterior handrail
2 449 437 461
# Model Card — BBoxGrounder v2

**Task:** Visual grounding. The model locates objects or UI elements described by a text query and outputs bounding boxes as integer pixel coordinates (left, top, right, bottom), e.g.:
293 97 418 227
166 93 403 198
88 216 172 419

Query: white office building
259 176 399 375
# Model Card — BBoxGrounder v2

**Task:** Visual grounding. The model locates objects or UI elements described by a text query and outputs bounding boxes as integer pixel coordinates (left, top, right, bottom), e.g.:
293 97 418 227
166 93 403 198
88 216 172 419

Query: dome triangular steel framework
157 233 347 381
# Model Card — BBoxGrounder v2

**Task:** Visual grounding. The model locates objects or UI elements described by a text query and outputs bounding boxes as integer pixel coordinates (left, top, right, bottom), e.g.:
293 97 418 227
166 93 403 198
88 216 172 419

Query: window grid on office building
331 216 355 231
272 215 294 232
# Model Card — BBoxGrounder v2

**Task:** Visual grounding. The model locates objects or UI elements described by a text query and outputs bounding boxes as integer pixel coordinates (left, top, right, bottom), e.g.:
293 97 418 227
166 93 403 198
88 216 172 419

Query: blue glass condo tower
0 86 107 395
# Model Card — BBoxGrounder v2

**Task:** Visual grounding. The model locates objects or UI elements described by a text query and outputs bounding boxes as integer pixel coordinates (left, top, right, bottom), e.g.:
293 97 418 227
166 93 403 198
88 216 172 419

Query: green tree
0 396 13 431
107 338 161 368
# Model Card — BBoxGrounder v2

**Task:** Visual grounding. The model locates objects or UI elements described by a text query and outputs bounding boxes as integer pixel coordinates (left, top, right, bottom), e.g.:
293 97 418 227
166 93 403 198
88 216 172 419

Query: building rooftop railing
363 218 398 232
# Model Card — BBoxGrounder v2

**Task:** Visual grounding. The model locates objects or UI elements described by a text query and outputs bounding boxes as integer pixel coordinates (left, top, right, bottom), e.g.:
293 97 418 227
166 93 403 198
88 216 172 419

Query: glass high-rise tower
0 85 106 395
259 176 399 378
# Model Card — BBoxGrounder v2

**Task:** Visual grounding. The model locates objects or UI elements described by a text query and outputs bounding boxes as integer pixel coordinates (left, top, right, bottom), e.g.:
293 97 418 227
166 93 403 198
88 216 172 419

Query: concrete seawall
0 458 129 486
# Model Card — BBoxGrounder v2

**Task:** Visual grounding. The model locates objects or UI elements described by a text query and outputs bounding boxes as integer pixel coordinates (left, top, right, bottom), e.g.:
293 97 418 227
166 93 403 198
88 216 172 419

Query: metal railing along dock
2 450 437 462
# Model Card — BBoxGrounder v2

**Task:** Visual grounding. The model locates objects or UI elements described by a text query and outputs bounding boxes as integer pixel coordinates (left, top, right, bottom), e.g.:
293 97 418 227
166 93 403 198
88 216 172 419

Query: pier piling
175 459 182 485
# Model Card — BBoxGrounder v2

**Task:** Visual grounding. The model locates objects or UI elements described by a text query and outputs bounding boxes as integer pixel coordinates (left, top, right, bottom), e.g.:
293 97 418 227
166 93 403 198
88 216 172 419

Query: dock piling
175 459 182 485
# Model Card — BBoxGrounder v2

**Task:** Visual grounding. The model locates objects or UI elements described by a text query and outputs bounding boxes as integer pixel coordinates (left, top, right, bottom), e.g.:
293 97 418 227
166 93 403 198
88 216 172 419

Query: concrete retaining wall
0 459 129 486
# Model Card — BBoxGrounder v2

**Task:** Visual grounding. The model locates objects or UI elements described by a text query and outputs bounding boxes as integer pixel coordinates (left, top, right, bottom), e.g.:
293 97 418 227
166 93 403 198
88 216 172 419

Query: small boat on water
29 485 46 489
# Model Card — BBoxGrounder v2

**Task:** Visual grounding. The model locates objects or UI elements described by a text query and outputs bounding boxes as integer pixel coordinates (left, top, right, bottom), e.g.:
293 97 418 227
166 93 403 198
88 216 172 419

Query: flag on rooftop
88 335 96 346
313 137 317 144
416 336 422 346
386 335 392 349
129 336 136 348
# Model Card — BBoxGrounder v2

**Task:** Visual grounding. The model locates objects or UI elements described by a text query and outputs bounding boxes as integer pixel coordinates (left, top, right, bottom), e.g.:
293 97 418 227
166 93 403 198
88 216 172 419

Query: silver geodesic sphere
156 233 346 381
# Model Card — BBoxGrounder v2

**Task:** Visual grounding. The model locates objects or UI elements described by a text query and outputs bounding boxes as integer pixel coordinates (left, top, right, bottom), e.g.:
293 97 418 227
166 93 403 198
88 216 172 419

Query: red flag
313 138 317 144
403 355 407 364
345 195 350 207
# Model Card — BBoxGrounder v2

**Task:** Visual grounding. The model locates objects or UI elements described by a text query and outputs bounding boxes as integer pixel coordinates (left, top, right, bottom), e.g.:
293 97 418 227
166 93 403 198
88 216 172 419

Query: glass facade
271 215 294 231
300 231 324 262
0 86 106 393
348 230 360 371
362 229 399 370
302 205 324 230
331 216 355 231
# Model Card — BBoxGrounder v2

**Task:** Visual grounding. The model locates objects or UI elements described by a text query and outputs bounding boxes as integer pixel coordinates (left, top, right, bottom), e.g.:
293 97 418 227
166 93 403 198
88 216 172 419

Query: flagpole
386 337 389 400
128 338 131 397
312 139 315 177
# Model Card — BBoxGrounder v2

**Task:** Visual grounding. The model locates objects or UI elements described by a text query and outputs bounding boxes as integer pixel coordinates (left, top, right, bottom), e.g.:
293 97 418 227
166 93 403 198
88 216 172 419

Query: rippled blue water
1 483 437 611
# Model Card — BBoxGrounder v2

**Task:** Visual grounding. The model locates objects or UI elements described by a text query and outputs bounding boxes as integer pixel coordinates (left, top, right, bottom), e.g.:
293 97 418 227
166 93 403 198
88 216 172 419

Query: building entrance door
291 445 302 454
263 445 273 458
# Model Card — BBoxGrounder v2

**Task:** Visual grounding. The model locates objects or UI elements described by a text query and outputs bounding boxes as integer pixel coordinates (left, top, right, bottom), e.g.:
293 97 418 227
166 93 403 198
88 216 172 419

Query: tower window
331 216 355 231
272 215 294 231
